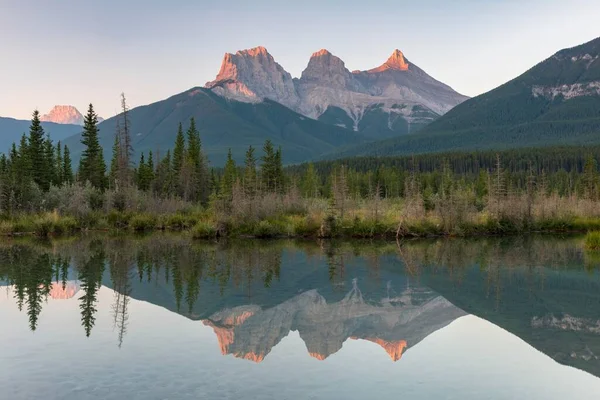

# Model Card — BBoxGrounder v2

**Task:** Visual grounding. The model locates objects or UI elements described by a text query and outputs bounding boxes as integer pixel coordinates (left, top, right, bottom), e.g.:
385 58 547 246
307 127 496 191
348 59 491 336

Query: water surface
1 235 599 399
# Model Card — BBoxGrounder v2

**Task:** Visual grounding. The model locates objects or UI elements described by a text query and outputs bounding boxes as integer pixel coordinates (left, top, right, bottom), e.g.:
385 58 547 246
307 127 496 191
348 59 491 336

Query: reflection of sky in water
1 285 599 400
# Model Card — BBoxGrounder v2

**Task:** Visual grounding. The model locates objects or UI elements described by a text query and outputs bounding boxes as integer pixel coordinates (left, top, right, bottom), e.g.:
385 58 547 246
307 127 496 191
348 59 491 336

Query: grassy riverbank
3 193 600 239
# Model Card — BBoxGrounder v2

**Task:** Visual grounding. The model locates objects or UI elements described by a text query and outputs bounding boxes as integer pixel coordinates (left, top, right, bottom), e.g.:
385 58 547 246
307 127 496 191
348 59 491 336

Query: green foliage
130 214 157 231
221 149 237 201
191 221 217 239
79 104 106 190
27 110 51 191
253 220 281 239
585 231 600 251
172 122 186 175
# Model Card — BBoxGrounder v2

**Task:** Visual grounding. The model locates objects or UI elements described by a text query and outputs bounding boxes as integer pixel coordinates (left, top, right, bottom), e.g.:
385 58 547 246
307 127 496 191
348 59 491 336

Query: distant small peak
40 105 84 125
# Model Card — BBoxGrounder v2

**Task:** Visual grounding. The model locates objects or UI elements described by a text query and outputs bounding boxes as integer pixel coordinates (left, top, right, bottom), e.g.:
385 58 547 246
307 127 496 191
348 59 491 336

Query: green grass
191 221 217 239
585 231 600 251
130 214 158 232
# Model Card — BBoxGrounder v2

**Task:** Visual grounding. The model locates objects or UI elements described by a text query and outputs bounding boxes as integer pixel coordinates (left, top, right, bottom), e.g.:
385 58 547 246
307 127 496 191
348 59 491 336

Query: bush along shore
4 104 600 239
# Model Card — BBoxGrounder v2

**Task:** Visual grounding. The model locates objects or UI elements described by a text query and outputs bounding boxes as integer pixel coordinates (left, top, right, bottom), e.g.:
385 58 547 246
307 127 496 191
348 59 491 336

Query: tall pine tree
28 110 49 191
79 104 106 189
62 145 74 184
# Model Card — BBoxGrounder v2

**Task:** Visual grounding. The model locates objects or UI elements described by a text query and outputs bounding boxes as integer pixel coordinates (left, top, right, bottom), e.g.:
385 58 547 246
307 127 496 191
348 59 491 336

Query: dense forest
2 97 600 238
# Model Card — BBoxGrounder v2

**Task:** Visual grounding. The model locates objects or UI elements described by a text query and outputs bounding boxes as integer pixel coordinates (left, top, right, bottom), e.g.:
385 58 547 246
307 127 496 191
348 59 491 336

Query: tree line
2 96 600 217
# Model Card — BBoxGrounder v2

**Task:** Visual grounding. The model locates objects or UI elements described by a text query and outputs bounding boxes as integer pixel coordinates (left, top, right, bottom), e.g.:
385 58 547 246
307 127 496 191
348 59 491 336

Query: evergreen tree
261 139 277 192
301 162 319 197
79 104 106 189
62 145 74 184
221 149 237 201
274 147 284 193
172 123 185 175
44 135 56 187
209 168 219 196
147 150 155 188
55 141 63 186
583 155 598 200
27 110 49 190
153 150 173 195
185 117 208 203
136 153 149 190
243 145 257 197
109 129 121 189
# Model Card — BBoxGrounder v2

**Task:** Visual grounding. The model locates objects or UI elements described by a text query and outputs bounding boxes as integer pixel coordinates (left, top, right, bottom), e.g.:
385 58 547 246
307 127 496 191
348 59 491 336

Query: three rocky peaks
206 46 468 136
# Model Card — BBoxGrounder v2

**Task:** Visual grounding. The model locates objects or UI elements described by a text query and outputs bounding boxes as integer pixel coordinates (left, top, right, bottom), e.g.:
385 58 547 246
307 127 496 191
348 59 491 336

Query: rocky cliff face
41 105 85 125
205 46 468 138
202 281 466 363
205 46 299 110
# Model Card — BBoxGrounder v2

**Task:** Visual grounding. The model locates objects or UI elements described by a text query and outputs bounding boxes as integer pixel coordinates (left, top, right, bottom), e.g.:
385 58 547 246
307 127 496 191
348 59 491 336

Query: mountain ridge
328 36 600 158
206 46 468 139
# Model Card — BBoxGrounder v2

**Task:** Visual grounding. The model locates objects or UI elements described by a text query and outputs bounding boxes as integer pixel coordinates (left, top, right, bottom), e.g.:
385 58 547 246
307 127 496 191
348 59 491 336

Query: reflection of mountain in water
402 238 600 378
49 281 80 300
202 281 465 362
1 281 80 300
2 236 600 376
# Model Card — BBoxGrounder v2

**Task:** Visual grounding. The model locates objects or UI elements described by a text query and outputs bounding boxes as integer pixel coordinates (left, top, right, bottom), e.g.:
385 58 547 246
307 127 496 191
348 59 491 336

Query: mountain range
59 46 467 166
0 116 82 154
334 36 600 158
206 46 467 138
3 36 600 165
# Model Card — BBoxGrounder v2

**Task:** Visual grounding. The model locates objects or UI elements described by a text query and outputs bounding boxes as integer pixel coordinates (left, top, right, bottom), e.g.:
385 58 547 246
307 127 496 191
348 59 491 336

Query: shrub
585 231 600 251
88 189 105 211
112 191 127 212
289 215 320 237
191 221 217 239
253 220 281 238
53 216 79 235
107 211 131 229
0 221 14 235
130 214 157 231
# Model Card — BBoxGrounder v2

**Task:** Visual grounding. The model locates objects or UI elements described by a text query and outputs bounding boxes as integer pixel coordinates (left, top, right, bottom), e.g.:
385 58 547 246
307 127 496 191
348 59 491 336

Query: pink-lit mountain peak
40 105 84 126
368 49 410 73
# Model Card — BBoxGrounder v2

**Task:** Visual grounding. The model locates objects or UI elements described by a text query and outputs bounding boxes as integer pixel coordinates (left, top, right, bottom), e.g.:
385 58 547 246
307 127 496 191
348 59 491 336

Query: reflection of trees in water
0 245 62 331
77 240 105 337
393 236 593 307
108 239 132 348
0 234 594 338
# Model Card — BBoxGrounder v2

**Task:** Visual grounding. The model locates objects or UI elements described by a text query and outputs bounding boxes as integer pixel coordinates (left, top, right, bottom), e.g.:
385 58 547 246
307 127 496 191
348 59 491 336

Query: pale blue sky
1 0 599 120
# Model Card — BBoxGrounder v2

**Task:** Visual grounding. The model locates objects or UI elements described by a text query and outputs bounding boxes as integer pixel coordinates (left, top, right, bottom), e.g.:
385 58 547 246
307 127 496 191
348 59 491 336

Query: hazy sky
2 0 599 120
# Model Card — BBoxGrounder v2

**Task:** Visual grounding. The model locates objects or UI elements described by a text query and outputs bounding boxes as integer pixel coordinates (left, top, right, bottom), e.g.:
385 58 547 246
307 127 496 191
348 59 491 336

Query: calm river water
1 234 599 399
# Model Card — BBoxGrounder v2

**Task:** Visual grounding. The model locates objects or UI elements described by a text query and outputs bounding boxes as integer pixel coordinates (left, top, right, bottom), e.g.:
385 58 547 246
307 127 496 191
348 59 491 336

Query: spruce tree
185 117 208 202
301 163 319 198
136 153 150 191
79 104 106 189
173 123 185 175
147 150 155 186
55 141 63 186
109 130 121 189
243 145 257 197
261 139 276 192
62 145 74 184
583 155 598 200
28 110 49 190
274 147 284 193
221 149 237 201
154 150 172 195
44 135 56 187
